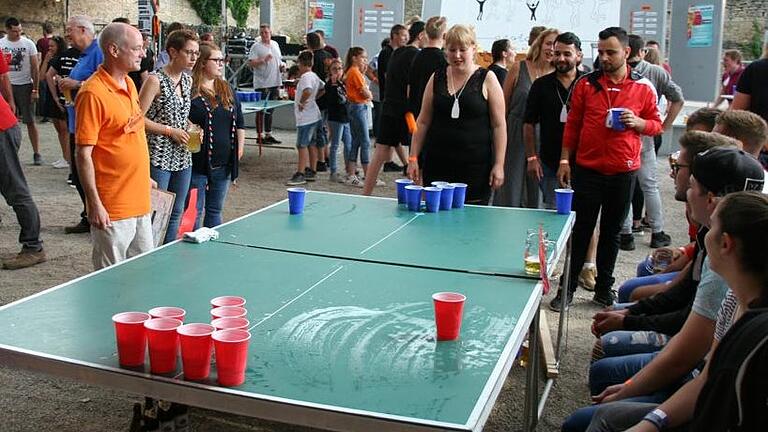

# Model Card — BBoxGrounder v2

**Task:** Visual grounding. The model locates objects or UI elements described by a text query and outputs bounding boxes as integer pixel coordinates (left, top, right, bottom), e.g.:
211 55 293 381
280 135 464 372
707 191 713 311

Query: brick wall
723 0 767 58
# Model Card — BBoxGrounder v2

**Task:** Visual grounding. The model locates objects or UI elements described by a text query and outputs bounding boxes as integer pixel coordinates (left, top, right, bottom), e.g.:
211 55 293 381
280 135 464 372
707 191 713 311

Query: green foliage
749 20 764 60
190 0 258 28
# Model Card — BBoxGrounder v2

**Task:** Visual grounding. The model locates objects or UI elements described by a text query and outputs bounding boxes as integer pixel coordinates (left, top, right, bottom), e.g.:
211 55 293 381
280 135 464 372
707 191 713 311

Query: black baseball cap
691 147 765 196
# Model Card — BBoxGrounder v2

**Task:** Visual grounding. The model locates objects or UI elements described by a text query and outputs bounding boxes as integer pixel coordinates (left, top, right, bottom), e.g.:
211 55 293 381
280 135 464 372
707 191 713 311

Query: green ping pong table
240 100 294 156
0 192 574 431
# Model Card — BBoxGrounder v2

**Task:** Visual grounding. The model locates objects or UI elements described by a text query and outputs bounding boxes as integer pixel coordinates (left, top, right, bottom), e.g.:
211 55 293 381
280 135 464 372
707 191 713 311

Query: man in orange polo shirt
75 23 153 269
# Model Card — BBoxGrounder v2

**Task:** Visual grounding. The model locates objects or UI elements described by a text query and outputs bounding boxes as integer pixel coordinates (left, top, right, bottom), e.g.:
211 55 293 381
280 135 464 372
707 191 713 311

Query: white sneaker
375 179 385 187
345 175 364 188
51 159 69 169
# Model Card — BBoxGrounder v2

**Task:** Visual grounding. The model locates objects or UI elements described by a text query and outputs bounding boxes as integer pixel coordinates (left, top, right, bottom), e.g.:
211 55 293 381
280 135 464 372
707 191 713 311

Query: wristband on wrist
526 155 538 162
642 408 668 431
559 159 569 165
624 378 633 386
408 155 418 162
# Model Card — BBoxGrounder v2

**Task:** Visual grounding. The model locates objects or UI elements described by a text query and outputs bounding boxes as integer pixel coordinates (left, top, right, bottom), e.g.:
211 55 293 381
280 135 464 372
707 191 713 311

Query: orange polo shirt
345 66 369 104
75 66 151 221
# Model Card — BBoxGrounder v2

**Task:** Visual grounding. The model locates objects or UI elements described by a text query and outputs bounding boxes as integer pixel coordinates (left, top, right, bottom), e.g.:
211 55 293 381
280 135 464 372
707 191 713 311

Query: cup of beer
187 124 202 153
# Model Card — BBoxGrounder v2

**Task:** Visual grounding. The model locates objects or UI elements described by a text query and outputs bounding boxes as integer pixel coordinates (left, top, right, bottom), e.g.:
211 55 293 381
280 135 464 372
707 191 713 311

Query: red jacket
0 53 17 132
563 66 662 175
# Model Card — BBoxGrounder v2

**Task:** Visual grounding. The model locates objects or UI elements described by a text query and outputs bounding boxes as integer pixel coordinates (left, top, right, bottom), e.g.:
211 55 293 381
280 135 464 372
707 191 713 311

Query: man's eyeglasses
208 58 225 64
668 151 689 176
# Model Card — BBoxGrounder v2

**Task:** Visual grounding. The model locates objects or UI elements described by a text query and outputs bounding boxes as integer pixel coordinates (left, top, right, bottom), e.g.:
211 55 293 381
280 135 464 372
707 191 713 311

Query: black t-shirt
523 70 584 171
377 45 394 98
736 58 768 123
189 94 245 172
383 45 419 117
129 48 155 91
488 64 508 87
324 81 349 123
48 47 81 105
408 47 446 116
311 48 332 82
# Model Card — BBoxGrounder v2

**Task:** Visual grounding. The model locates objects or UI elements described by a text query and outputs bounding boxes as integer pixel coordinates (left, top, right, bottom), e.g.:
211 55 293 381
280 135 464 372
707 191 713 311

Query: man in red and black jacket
553 27 662 310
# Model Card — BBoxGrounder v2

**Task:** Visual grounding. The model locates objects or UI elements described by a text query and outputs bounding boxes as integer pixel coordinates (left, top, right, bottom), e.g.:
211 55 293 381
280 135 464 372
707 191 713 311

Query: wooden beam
538 311 559 378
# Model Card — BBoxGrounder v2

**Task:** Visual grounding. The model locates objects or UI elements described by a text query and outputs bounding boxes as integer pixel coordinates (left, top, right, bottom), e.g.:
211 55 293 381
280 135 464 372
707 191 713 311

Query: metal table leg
523 307 541 431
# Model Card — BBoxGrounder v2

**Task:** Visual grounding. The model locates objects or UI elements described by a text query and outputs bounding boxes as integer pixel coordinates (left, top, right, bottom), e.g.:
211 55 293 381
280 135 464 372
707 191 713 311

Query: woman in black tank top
407 25 507 205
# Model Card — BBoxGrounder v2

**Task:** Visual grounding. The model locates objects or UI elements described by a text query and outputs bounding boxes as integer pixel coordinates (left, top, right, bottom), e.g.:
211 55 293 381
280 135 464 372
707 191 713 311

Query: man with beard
552 27 662 310
523 32 584 209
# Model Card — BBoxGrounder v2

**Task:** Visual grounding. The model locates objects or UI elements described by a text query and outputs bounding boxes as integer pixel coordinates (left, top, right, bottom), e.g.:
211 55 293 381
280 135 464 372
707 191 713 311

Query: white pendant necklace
449 68 471 119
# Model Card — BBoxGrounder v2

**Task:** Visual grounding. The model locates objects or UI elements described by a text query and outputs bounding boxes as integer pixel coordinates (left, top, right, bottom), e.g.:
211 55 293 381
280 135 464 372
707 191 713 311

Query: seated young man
562 141 763 432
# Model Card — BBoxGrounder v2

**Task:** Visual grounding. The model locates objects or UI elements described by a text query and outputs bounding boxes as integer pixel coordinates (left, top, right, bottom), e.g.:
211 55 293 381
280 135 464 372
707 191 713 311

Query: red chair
176 188 198 239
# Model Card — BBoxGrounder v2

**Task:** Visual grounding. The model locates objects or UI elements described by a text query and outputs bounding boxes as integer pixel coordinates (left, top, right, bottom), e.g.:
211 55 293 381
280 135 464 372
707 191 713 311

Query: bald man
74 23 155 269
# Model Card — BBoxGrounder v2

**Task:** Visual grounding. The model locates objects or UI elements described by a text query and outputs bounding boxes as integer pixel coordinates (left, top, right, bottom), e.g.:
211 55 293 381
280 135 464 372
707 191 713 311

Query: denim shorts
296 120 321 148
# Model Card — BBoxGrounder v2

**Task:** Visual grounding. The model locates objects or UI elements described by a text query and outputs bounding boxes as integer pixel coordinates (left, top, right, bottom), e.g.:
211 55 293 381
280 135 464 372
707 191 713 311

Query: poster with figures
308 1 336 39
438 0 621 51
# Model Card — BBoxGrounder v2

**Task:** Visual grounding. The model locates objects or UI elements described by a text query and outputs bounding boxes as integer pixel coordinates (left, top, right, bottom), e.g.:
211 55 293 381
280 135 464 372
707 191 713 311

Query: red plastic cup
212 329 251 387
144 318 183 374
148 306 186 322
112 312 151 367
211 306 247 321
177 323 215 380
432 292 466 341
210 296 246 309
211 317 250 331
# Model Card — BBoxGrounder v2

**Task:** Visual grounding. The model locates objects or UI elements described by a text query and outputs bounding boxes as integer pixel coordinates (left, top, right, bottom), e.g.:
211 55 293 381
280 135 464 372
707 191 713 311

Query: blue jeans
599 330 670 359
618 272 678 303
348 103 370 165
328 120 351 174
151 165 192 244
191 167 231 230
540 163 559 209
589 352 658 396
296 120 320 148
562 395 664 432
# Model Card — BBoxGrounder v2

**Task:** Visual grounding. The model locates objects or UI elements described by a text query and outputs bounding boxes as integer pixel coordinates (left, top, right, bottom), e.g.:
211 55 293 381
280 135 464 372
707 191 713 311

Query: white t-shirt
248 39 282 89
0 36 38 85
294 71 323 126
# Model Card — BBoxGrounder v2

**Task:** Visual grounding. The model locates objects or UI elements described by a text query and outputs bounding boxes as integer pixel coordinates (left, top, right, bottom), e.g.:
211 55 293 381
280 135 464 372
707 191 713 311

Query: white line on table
359 214 421 255
248 265 344 331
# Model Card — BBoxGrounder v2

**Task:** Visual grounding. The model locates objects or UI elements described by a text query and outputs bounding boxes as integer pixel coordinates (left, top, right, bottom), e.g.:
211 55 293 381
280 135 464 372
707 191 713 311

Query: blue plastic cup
555 188 574 215
610 108 627 131
253 91 262 102
395 179 414 204
405 185 423 212
438 184 455 210
431 181 449 188
287 188 306 215
450 183 467 208
424 187 442 213
236 91 247 102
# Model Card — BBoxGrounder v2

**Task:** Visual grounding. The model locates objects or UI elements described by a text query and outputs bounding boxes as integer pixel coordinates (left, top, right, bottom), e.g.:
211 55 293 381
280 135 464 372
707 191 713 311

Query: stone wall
722 0 767 58
272 0 306 43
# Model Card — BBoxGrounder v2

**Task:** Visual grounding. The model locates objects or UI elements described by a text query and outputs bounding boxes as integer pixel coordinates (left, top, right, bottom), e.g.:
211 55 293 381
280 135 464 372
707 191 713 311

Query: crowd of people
1 12 768 431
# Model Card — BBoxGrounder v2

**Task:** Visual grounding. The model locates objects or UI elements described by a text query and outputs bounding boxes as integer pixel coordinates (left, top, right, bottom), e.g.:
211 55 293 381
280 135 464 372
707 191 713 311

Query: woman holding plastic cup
407 25 507 205
188 42 245 229
138 29 198 243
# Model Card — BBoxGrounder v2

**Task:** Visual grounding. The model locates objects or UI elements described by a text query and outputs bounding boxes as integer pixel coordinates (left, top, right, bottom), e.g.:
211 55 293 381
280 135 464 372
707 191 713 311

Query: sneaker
316 161 328 172
355 168 365 180
33 153 42 166
375 178 386 186
345 174 364 188
631 224 644 233
304 168 317 181
2 249 47 270
263 135 281 144
549 289 574 312
383 161 403 172
51 158 70 169
592 290 617 308
619 234 635 251
650 231 671 248
329 172 343 183
66 174 74 185
64 219 90 234
578 266 597 291
286 172 306 185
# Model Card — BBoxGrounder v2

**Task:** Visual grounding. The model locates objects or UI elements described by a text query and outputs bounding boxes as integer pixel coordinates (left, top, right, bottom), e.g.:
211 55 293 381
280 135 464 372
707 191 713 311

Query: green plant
190 0 259 27
749 19 764 59
228 0 258 28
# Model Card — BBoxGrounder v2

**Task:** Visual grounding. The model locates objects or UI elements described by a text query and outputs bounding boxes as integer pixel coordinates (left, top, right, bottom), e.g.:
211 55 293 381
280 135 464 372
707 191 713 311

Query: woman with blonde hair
188 42 245 229
494 27 558 208
407 25 506 204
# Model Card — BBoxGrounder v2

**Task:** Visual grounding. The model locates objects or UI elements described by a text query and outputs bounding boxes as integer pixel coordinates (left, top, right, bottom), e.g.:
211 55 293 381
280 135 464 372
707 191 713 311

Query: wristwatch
642 408 668 430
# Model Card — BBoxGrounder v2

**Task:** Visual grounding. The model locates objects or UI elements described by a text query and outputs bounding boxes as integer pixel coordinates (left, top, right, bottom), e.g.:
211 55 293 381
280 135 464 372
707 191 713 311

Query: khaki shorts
91 213 153 270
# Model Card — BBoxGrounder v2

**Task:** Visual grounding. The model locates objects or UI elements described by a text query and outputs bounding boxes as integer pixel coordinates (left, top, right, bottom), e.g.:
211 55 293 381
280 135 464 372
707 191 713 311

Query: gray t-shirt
0 36 38 85
248 39 282 89
692 257 730 321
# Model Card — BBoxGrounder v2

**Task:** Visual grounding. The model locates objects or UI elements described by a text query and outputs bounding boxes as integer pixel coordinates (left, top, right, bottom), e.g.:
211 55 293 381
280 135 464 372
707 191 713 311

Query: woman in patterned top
188 42 244 229
138 29 199 243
